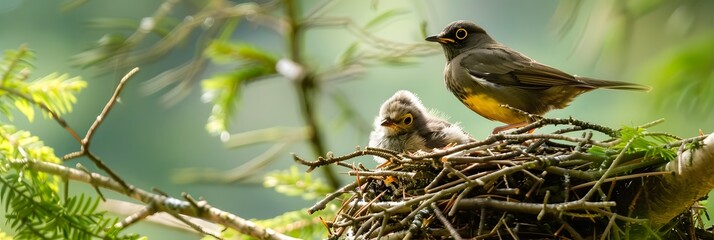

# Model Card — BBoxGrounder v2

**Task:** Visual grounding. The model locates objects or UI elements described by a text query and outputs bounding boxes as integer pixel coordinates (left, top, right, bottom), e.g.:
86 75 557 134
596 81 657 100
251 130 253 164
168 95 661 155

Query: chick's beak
380 119 396 128
425 34 454 44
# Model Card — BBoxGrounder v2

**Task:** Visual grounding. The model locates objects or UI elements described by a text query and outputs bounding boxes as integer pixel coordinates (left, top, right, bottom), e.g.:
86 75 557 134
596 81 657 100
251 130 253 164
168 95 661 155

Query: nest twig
294 117 710 239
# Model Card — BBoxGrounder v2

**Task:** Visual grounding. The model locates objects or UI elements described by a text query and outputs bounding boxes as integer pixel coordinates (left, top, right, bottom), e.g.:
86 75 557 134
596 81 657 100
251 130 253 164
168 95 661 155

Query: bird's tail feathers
578 76 652 92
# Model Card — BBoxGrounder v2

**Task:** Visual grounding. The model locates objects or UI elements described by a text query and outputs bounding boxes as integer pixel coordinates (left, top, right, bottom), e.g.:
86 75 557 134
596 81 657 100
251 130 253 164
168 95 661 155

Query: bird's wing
460 47 591 89
421 118 471 148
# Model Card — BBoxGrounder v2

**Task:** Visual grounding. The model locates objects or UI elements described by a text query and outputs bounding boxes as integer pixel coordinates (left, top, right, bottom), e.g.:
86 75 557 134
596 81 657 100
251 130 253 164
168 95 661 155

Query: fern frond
0 125 62 193
0 230 14 240
264 166 332 200
212 166 339 239
0 46 34 84
0 126 138 239
204 41 277 66
202 65 275 135
25 73 87 117
0 174 136 240
201 41 277 135
0 46 86 122
253 207 332 240
210 206 334 240
617 125 679 160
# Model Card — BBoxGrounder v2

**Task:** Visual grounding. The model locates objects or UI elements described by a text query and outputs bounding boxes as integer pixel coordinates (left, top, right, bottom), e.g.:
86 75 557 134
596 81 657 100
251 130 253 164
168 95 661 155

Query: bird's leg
492 122 530 134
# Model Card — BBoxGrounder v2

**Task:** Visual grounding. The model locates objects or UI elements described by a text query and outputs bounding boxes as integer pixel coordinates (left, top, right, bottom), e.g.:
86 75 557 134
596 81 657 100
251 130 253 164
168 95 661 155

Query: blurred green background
1 0 712 239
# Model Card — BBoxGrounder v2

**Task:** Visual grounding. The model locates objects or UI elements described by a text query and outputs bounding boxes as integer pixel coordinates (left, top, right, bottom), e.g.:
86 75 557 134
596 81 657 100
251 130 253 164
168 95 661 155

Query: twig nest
296 118 711 239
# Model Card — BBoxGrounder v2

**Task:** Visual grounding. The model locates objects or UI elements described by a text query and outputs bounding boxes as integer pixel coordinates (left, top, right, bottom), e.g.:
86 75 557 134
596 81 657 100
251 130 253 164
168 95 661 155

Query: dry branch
9 159 298 240
4 68 298 239
634 133 714 228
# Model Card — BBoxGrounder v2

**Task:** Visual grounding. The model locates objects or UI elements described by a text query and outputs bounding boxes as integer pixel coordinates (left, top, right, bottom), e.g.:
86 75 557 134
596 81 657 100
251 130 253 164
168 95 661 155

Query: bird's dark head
425 20 492 61
377 90 427 136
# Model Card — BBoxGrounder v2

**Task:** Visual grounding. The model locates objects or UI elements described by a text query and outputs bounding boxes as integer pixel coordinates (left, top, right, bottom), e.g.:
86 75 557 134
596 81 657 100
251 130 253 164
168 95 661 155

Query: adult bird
426 20 650 133
368 90 473 163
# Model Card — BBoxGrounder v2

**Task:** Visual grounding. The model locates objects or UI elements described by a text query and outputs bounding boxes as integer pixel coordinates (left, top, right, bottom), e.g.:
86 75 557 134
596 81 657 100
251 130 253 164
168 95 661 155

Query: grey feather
368 90 474 163
426 20 650 127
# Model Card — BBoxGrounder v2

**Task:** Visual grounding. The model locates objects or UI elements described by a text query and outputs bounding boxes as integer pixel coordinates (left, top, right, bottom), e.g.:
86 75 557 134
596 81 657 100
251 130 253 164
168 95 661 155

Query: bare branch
455 198 616 214
63 68 140 191
9 159 298 240
308 180 358 214
634 133 714 229
83 67 138 148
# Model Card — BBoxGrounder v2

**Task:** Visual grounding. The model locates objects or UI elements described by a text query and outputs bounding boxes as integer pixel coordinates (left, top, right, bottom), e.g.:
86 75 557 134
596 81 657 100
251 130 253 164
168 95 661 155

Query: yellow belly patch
462 94 526 124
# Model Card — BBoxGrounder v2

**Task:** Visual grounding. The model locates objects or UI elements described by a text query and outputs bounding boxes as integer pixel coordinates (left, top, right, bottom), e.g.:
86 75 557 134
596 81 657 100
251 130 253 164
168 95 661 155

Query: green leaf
204 41 277 66
0 125 139 239
365 9 407 30
419 20 428 39
644 34 714 121
378 56 417 66
1 73 86 121
1 47 86 122
205 166 335 239
626 0 666 17
253 207 331 239
87 18 143 30
0 175 134 239
202 65 275 135
61 0 89 11
0 125 62 193
0 230 14 240
87 18 176 37
587 145 607 159
26 73 87 116
71 34 130 68
208 206 332 240
13 99 34 122
1 45 34 84
336 42 360 67
264 166 332 200
614 125 678 161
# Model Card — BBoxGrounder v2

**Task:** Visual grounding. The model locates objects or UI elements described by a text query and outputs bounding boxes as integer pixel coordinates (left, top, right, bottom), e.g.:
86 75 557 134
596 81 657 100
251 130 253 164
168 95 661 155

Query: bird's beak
425 34 454 44
380 119 396 128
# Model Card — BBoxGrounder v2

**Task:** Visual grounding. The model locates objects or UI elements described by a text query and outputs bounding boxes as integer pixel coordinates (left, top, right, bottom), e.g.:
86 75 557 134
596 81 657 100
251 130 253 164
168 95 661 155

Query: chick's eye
402 115 413 125
455 28 468 40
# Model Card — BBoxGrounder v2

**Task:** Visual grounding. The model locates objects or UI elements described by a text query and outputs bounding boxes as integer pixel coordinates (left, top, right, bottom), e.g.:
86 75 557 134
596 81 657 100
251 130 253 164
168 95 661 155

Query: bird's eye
402 114 413 125
455 28 468 40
